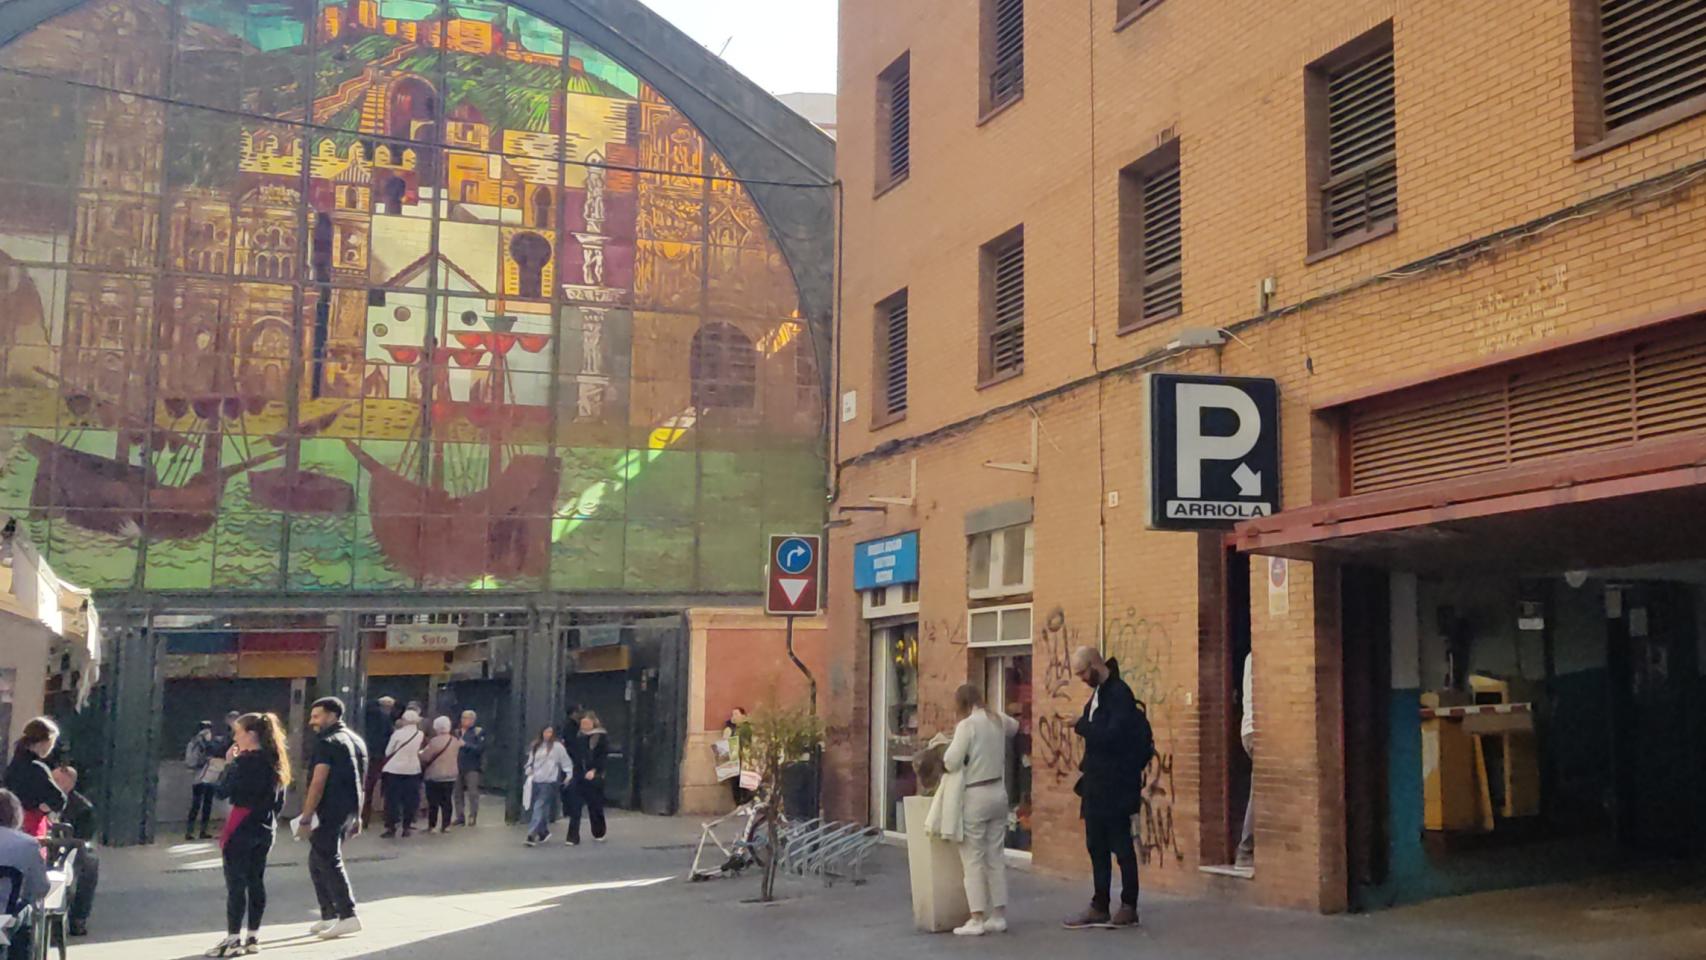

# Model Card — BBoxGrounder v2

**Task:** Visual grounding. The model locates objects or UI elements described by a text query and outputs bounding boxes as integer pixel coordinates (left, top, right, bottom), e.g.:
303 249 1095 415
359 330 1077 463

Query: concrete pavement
66 811 1706 960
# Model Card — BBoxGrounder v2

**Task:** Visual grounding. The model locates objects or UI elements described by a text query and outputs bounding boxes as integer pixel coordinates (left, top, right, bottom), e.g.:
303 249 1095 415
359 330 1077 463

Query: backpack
1131 700 1157 778
184 737 205 770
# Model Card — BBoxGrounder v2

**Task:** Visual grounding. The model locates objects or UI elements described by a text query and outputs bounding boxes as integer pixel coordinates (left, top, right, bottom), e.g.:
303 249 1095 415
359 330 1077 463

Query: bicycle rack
776 819 883 886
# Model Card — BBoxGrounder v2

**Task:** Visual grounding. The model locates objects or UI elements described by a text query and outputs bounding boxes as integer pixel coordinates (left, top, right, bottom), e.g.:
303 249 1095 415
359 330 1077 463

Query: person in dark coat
204 713 289 958
1061 648 1143 930
3 717 67 838
563 712 609 846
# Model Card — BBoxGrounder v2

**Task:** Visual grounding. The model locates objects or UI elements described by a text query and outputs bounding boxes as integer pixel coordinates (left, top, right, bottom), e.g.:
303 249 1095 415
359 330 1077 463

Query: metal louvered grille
1141 162 1182 322
1601 0 1706 130
1347 325 1706 494
883 296 909 416
1323 45 1397 244
989 235 1025 376
989 0 1024 108
888 66 911 182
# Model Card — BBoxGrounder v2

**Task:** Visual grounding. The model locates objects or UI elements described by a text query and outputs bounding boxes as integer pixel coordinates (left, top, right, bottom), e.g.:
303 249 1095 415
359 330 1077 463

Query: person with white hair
1061 646 1149 930
380 709 425 839
419 717 461 834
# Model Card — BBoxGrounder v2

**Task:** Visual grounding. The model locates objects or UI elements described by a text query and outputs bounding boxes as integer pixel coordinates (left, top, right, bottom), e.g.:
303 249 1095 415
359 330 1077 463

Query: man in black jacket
1063 647 1142 930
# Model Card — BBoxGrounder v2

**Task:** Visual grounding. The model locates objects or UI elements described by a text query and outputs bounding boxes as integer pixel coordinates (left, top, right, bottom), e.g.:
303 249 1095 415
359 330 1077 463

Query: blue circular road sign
776 537 814 575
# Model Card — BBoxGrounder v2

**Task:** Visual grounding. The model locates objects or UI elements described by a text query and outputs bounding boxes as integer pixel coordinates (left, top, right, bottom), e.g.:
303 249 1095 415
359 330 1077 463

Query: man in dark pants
298 697 368 941
1063 646 1143 929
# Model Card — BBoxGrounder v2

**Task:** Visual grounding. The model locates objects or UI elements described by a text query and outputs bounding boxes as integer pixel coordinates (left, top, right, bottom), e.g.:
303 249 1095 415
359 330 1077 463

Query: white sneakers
953 915 1009 936
205 936 243 957
316 917 363 940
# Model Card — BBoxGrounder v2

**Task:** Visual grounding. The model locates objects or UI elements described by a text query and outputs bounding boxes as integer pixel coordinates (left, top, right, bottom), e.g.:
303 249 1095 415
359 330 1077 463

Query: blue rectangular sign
853 532 919 591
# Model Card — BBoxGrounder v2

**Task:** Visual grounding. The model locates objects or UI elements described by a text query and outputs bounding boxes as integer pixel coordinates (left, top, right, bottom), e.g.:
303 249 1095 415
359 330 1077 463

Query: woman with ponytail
206 712 291 957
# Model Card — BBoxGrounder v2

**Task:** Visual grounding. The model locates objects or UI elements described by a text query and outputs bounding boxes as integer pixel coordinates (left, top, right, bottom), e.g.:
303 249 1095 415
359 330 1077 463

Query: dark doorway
1608 582 1703 857
1343 564 1392 896
510 232 551 298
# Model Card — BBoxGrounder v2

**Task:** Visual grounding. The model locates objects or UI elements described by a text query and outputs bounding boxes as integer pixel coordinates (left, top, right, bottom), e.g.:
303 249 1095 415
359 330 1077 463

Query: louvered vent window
880 293 909 418
985 232 1025 379
1141 161 1182 322
1345 325 1706 495
879 55 911 189
1600 0 1706 131
1321 41 1397 245
987 0 1024 111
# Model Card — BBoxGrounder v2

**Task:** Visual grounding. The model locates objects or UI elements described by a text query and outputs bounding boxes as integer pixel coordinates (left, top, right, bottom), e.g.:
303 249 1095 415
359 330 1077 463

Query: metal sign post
766 534 823 815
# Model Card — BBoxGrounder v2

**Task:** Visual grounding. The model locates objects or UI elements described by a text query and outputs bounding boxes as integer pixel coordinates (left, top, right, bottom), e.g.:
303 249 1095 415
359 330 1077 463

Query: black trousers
423 781 454 829
563 778 606 843
381 773 421 832
222 834 273 936
308 817 357 921
69 845 98 934
188 783 217 835
1084 811 1139 912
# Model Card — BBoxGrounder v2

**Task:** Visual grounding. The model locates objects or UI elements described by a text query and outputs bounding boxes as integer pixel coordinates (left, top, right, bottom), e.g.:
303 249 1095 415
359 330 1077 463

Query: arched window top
690 321 757 411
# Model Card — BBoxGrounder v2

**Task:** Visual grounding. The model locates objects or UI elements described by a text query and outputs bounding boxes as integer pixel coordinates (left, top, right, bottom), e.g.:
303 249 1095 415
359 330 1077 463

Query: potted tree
748 702 825 903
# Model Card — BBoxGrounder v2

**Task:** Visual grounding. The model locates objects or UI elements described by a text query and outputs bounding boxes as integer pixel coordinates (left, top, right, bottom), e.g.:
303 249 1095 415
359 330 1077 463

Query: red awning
1233 434 1706 573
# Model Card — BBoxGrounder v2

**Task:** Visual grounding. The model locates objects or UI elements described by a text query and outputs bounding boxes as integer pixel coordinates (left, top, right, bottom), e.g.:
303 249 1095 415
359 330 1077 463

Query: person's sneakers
595 836 607 843
524 835 538 847
243 936 260 954
68 920 88 937
380 829 396 839
952 918 986 936
565 836 578 846
1062 906 1114 930
452 817 466 827
307 920 336 937
1110 905 1139 927
199 832 215 840
317 917 362 940
982 916 1009 934
401 827 413 838
205 936 244 957
184 833 195 842
440 826 450 834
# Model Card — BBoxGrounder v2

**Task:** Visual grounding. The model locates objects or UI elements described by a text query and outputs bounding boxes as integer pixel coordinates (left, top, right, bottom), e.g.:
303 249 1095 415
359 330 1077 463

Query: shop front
1237 316 1706 907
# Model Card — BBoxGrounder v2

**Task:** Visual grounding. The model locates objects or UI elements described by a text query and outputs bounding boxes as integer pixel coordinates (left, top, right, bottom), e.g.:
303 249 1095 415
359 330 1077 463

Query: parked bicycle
688 793 785 881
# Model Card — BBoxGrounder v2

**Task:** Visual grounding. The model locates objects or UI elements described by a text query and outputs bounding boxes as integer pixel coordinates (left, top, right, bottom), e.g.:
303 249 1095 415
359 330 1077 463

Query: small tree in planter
749 701 826 902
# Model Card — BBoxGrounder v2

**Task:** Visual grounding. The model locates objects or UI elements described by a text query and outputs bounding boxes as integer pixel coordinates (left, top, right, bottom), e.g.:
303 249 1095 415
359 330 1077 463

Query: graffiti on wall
0 0 824 593
1036 604 1185 867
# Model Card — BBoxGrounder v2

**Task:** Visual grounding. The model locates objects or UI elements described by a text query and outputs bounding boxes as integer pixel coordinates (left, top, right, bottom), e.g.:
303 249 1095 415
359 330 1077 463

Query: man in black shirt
299 697 368 941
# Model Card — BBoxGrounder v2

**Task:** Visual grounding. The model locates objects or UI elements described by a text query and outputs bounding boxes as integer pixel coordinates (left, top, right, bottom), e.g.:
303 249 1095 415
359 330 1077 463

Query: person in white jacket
942 684 1019 937
379 710 424 839
522 726 573 847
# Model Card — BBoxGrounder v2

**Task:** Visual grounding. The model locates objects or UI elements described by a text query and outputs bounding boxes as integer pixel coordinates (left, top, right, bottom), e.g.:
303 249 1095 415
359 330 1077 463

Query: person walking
203 713 289 958
1237 651 1256 869
452 711 485 827
564 712 609 846
522 726 572 847
1062 647 1146 930
298 697 368 941
379 710 424 839
721 707 753 807
419 717 459 834
942 684 1019 936
4 717 67 838
184 721 224 841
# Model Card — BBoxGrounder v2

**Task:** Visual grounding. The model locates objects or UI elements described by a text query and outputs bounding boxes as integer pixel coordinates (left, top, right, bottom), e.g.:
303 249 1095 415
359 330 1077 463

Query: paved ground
65 811 1706 960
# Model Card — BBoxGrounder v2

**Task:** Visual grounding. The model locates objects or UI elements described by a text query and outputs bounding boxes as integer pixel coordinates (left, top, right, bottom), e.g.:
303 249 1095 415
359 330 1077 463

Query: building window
1575 0 1706 151
1118 141 1182 331
968 522 1032 599
981 0 1024 116
875 290 908 422
1306 23 1396 256
979 227 1024 383
876 53 911 192
1116 0 1168 28
690 321 758 409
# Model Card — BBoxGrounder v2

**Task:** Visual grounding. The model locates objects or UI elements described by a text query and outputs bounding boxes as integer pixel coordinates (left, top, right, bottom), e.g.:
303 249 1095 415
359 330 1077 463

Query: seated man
0 789 49 960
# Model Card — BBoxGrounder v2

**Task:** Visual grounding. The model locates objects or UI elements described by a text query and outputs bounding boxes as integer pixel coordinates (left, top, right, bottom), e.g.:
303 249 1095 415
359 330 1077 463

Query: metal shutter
1346 324 1706 494
1141 161 1182 322
989 235 1025 376
1324 44 1397 244
883 295 908 416
990 0 1024 108
888 64 911 182
1601 0 1706 130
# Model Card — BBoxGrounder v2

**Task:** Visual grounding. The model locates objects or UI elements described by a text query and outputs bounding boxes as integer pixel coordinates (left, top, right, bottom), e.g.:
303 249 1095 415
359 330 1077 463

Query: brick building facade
828 0 1706 913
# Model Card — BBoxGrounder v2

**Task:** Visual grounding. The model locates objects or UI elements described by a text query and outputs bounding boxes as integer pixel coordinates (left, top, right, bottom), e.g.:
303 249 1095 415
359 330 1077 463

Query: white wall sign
387 624 458 651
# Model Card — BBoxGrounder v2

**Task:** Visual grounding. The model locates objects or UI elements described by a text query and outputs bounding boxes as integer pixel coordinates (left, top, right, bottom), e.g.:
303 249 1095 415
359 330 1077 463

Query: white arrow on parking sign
1232 462 1262 497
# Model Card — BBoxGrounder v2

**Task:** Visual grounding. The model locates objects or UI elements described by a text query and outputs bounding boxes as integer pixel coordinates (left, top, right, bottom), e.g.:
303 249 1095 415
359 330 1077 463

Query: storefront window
872 622 920 832
985 651 1033 851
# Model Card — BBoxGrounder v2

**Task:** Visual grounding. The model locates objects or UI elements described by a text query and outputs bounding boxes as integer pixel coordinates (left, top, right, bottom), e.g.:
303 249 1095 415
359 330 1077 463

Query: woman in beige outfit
943 684 1019 936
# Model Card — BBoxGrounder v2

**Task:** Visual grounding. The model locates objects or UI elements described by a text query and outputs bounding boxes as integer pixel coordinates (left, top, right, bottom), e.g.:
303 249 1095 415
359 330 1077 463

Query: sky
636 0 838 95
